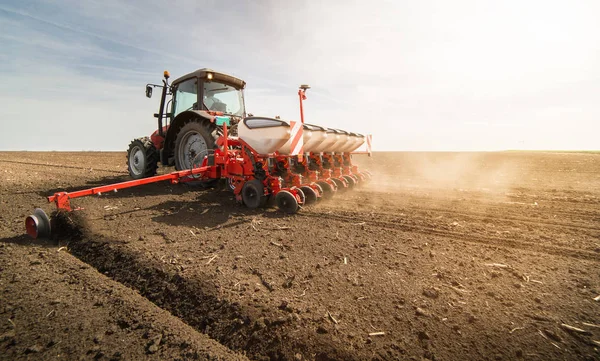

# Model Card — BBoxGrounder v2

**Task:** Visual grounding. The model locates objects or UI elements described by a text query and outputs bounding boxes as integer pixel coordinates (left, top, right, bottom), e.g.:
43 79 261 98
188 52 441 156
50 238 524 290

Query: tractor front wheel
127 137 159 179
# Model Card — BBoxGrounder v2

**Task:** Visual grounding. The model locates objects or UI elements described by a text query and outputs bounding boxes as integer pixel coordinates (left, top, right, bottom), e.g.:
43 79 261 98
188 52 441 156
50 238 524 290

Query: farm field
1 151 599 360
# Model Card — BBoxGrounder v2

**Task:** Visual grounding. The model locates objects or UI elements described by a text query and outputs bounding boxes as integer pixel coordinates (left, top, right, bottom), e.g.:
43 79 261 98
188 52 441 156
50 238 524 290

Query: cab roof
171 68 246 89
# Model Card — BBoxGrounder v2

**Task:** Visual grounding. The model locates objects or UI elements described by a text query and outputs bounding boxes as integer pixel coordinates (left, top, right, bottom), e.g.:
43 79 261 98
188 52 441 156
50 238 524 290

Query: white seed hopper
278 123 327 154
330 129 350 153
238 117 291 154
311 127 337 153
339 132 363 153
348 133 366 152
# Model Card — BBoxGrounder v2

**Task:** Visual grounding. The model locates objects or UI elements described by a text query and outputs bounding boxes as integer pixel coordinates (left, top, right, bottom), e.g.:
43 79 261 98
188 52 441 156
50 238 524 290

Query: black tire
174 120 217 186
241 179 266 209
300 186 318 205
343 175 356 189
316 181 335 200
127 137 159 179
276 191 299 214
174 120 215 171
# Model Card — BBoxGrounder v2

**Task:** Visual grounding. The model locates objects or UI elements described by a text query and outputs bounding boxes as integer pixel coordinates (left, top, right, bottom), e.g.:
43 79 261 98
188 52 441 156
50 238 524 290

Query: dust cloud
353 152 522 196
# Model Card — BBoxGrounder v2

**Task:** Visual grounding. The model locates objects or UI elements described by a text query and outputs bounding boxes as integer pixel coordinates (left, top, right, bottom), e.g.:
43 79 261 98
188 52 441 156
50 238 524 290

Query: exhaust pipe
25 208 51 239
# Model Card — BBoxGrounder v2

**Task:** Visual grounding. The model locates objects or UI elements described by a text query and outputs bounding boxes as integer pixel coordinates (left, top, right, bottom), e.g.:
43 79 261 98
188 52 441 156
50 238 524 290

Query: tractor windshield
203 81 244 117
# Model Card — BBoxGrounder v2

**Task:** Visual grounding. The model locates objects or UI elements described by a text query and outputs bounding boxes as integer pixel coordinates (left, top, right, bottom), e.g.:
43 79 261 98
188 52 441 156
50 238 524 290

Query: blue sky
1 0 599 151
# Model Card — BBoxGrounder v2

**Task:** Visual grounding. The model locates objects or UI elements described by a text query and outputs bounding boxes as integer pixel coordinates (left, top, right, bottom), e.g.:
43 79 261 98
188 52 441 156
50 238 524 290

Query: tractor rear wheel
127 137 158 179
174 120 215 171
174 120 217 186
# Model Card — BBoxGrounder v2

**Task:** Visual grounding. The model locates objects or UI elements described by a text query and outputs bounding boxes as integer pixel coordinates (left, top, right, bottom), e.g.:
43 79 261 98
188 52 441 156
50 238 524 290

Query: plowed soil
1 151 599 361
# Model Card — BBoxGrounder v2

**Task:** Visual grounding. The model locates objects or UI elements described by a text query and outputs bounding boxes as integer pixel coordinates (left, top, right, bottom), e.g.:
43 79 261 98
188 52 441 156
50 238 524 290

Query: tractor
127 68 246 181
25 69 374 238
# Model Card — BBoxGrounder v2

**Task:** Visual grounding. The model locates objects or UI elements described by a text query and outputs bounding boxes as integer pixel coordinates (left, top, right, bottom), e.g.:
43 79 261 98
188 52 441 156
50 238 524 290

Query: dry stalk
509 327 524 334
582 322 600 329
206 254 218 265
327 311 339 324
250 218 262 231
270 241 283 247
561 323 592 335
485 263 509 268
538 330 561 349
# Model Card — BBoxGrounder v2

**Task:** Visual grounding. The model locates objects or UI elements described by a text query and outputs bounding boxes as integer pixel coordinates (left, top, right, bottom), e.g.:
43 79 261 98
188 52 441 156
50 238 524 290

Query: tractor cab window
173 78 198 117
203 81 244 117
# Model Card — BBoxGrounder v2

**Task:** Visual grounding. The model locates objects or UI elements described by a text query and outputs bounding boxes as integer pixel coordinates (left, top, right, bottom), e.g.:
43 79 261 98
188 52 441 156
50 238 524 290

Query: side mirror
145 85 153 98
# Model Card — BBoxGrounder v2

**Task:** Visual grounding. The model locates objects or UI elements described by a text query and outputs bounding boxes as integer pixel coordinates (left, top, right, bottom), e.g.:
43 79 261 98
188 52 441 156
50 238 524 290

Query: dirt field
1 151 599 360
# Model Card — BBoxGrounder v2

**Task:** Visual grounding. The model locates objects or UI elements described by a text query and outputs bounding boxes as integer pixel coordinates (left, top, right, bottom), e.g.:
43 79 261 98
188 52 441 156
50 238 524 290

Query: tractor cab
169 69 247 119
146 68 247 138
131 69 247 180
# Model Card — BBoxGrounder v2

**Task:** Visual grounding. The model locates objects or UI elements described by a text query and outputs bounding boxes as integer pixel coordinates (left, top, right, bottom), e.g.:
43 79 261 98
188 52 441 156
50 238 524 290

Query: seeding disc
275 191 299 214
300 186 318 205
331 178 347 192
314 183 324 201
296 188 306 206
242 180 265 209
343 175 356 189
316 181 335 200
226 178 237 192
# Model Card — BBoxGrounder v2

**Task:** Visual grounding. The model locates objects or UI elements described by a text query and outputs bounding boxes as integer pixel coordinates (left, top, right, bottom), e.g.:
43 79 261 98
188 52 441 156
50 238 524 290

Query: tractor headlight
207 72 213 81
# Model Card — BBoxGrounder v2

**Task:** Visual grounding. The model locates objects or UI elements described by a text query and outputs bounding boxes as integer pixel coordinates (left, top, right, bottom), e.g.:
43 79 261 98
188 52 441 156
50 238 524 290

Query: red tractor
127 69 246 182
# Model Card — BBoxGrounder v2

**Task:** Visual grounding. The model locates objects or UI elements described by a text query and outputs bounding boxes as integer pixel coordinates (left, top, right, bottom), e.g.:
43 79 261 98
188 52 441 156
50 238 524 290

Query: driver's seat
212 100 227 113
